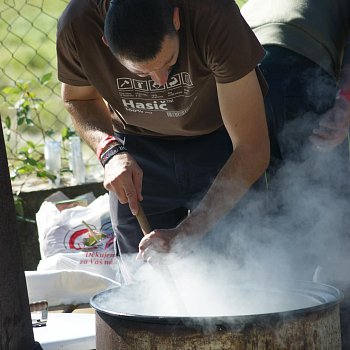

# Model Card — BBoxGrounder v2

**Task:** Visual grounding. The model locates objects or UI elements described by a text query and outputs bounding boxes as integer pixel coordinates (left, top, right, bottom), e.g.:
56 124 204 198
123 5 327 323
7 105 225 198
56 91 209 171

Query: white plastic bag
36 193 118 281
25 270 119 306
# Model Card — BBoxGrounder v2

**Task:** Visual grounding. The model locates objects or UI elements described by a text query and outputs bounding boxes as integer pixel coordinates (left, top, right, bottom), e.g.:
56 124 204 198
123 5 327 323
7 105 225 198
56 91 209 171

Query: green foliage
1 72 78 185
13 140 56 182
1 73 58 182
2 74 50 129
236 0 247 8
61 126 77 141
40 72 53 85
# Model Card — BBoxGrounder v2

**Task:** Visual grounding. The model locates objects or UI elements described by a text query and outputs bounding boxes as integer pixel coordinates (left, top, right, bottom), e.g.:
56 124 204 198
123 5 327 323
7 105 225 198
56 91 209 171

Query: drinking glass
69 136 85 185
44 140 61 187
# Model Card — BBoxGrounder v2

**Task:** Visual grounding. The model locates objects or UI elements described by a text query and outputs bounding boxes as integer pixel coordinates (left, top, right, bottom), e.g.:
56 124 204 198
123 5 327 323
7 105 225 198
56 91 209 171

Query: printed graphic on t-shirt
116 71 196 118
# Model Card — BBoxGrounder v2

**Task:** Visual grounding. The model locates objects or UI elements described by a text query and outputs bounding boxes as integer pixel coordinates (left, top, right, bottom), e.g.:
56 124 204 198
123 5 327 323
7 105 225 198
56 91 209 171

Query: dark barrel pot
91 281 343 350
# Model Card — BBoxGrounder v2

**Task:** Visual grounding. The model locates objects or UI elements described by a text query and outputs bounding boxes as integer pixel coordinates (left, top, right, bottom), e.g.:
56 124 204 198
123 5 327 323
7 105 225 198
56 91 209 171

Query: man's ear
173 7 180 31
102 36 109 46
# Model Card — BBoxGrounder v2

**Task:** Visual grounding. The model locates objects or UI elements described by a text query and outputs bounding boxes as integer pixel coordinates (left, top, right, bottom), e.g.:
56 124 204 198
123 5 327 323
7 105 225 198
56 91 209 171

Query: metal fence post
0 123 42 349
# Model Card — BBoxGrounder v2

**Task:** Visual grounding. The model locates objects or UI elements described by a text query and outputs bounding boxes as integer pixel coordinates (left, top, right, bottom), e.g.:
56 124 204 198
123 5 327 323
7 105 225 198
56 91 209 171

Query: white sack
36 193 118 281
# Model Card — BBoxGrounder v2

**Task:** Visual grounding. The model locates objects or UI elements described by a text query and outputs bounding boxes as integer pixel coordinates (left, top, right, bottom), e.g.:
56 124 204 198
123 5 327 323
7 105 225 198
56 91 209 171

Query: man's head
104 0 180 85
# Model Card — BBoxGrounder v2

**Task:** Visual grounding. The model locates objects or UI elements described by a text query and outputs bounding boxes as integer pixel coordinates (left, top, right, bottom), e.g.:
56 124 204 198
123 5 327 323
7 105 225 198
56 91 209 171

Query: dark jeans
110 127 234 255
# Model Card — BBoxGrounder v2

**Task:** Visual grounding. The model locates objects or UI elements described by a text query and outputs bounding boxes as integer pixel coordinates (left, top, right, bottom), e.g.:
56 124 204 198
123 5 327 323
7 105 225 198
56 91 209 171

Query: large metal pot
90 280 343 349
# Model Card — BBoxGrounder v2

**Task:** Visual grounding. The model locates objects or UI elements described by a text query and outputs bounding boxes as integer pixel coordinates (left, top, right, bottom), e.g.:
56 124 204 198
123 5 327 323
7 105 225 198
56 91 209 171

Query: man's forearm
63 98 114 152
177 70 270 240
176 142 269 239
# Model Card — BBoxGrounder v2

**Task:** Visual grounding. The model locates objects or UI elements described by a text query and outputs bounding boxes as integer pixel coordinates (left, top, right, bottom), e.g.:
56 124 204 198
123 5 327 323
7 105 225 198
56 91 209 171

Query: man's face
118 34 180 87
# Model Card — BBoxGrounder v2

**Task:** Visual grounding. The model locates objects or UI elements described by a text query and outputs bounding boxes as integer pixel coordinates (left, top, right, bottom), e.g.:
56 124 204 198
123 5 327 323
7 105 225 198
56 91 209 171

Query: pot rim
90 280 343 324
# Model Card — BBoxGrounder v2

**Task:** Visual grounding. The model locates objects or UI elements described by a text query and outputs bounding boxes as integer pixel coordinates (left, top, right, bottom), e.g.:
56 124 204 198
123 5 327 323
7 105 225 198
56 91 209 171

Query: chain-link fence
0 0 102 192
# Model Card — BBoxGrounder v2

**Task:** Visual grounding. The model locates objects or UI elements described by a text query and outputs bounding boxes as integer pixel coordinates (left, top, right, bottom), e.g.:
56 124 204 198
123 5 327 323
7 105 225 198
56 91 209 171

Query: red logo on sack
64 220 114 251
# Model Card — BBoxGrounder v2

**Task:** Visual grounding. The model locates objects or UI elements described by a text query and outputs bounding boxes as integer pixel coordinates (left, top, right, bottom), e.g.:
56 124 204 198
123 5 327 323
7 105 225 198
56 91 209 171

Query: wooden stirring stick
135 203 188 315
135 204 152 235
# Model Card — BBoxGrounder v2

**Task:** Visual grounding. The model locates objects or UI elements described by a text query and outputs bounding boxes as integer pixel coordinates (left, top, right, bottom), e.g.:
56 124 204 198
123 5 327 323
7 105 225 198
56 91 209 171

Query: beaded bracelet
100 144 128 167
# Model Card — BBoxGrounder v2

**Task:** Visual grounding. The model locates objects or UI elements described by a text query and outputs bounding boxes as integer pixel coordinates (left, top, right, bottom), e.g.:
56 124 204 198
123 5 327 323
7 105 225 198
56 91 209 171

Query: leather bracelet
96 135 118 160
100 144 128 167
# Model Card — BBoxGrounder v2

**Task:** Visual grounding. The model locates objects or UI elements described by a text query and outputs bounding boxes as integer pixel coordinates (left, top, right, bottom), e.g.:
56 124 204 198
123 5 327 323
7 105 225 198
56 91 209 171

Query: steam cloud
105 136 349 317
103 69 350 319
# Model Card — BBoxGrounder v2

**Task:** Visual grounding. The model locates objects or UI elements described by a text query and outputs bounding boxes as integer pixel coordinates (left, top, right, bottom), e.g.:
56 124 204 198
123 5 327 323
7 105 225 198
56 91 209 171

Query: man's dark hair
104 0 176 62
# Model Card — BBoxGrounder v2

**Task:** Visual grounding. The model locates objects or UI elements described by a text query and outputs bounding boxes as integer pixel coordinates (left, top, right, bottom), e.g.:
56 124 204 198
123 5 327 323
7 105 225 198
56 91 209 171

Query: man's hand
136 227 189 264
309 97 350 151
103 152 143 215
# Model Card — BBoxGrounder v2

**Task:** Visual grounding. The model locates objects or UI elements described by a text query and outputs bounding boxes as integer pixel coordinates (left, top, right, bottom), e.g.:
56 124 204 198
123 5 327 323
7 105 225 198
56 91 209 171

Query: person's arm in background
137 69 270 262
61 83 143 214
310 36 350 151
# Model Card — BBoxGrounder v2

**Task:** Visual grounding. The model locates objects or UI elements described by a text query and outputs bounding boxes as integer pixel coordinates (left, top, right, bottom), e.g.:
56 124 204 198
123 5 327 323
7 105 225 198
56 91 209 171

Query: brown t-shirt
57 0 265 137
